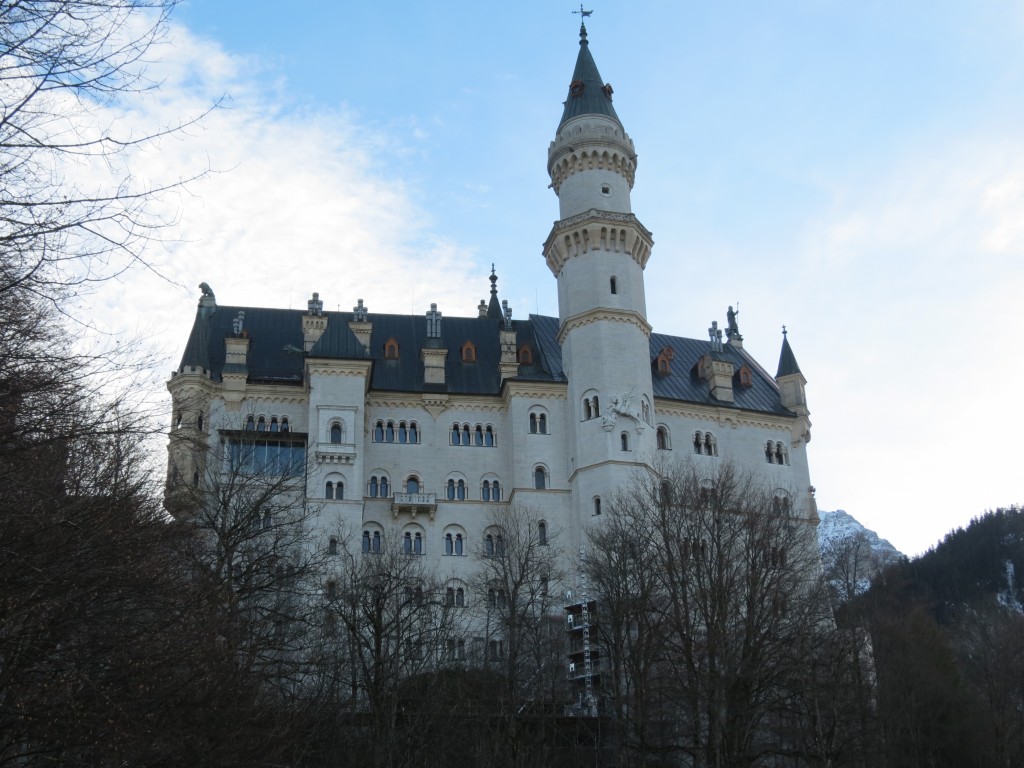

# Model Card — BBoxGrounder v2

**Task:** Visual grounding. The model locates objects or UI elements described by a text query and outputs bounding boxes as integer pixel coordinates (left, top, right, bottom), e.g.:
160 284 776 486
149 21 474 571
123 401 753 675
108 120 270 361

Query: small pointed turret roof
776 328 803 378
486 265 503 320
558 23 620 129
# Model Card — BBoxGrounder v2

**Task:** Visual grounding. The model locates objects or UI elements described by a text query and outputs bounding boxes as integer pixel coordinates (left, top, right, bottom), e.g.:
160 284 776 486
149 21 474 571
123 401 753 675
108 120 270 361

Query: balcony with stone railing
392 492 437 521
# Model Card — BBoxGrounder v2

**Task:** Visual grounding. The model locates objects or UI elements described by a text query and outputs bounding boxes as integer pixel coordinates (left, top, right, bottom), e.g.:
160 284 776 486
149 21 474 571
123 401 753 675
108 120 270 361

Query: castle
166 22 816 592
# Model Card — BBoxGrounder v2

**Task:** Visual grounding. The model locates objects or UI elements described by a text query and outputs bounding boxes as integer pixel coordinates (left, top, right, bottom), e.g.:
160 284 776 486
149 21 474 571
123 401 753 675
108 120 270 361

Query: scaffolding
565 546 598 717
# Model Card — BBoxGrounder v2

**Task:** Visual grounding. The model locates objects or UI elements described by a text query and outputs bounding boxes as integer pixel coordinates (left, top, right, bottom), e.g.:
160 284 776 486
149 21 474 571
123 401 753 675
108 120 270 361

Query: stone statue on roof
726 304 743 341
199 282 215 298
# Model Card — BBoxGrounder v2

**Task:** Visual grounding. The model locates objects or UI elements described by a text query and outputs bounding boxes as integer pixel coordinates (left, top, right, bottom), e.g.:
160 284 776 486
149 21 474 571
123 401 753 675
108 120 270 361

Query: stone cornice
557 307 652 344
307 358 373 380
167 373 219 398
653 398 794 432
543 210 654 275
365 392 506 417
501 380 567 405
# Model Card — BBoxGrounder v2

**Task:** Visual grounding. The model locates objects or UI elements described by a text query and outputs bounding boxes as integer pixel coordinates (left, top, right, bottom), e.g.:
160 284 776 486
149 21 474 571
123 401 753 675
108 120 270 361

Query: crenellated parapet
543 210 654 276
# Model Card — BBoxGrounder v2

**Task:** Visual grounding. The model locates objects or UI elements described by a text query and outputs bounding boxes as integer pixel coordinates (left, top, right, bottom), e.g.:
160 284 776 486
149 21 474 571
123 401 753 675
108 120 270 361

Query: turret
776 328 811 443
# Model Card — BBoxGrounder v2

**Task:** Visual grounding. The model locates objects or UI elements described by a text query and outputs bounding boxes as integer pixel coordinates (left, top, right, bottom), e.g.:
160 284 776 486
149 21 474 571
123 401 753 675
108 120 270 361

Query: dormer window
384 338 399 360
518 345 533 365
737 365 753 387
655 347 675 375
461 341 476 363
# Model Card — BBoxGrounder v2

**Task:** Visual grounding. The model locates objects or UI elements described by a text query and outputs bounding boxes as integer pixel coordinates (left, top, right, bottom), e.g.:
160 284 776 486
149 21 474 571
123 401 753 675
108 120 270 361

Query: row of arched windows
450 423 496 446
325 480 343 500
766 441 789 465
356 525 548 558
582 395 601 420
373 420 420 444
694 431 718 456
245 415 290 432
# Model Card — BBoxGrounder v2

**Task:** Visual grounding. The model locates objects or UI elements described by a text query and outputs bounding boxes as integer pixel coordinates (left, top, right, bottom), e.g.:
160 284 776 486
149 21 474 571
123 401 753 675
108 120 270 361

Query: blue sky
89 1 1024 555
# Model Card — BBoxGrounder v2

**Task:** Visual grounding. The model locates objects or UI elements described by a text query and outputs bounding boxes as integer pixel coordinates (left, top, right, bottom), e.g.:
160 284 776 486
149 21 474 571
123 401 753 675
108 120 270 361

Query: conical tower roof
558 23 620 129
776 331 803 378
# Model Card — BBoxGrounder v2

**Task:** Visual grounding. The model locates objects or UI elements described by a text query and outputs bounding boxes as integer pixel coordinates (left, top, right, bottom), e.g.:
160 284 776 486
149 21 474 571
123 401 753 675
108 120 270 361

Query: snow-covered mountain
818 509 904 597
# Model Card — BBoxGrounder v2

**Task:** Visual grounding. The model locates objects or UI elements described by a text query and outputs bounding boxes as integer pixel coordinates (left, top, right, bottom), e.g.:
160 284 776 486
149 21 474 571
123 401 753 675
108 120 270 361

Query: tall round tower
543 23 657 530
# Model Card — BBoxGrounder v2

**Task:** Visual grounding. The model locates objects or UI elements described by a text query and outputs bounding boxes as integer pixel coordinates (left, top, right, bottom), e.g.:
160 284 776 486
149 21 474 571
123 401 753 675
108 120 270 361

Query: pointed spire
487 264 503 320
558 22 620 129
776 327 803 377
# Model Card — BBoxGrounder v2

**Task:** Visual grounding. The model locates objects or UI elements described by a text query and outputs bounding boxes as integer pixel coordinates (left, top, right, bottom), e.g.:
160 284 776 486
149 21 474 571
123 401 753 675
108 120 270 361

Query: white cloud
84 21 480 371
796 139 1024 554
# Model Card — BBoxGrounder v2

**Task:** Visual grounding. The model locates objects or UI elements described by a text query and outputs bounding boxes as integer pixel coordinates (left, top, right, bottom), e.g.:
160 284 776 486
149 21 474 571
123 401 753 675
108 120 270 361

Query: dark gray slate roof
558 24 620 129
178 306 792 416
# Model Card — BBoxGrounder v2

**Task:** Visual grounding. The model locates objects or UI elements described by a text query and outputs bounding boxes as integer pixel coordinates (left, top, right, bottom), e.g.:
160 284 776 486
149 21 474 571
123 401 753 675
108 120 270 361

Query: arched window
330 422 342 444
539 521 548 545
492 481 501 501
409 422 418 443
281 417 289 432
456 587 464 607
475 425 483 446
620 432 630 451
328 537 338 555
404 532 412 553
776 443 786 465
384 338 399 359
610 276 617 294
385 421 395 443
369 477 378 497
538 414 547 434
398 422 408 443
245 414 255 430
695 432 704 454
461 341 476 363
333 481 344 500
481 480 490 501
485 425 494 446
445 533 454 555
447 479 456 500
457 479 466 501
446 586 455 606
325 481 334 499
257 416 266 432
657 426 669 450
268 416 277 432
374 421 384 442
451 424 460 445
593 497 602 516
704 433 716 457
380 476 390 497
372 531 381 552
534 467 547 490
495 535 505 556
584 399 592 420
414 532 423 555
593 396 600 417
461 425 470 446
406 476 420 494
529 413 537 433
766 441 775 463
518 345 533 365
198 414 205 431
455 533 464 555
485 534 495 557
641 400 650 424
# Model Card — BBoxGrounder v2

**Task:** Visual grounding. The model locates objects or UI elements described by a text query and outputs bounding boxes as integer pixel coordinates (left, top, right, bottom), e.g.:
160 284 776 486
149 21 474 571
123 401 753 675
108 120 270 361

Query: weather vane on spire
573 5 593 20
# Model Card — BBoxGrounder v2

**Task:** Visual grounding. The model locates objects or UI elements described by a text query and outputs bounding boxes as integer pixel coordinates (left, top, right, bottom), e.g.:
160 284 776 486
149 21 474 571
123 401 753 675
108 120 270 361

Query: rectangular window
226 435 307 476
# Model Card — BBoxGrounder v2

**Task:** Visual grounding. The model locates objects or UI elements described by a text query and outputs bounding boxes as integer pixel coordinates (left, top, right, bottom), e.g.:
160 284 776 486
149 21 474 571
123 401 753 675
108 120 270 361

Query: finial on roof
708 320 723 353
782 324 787 337
776 327 803 377
487 265 503 320
353 299 368 322
307 291 323 316
426 303 442 340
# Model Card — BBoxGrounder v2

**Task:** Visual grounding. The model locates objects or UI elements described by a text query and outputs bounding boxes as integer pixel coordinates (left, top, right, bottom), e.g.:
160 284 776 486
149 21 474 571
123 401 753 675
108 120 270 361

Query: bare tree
0 0 208 303
587 461 832 768
472 505 566 768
